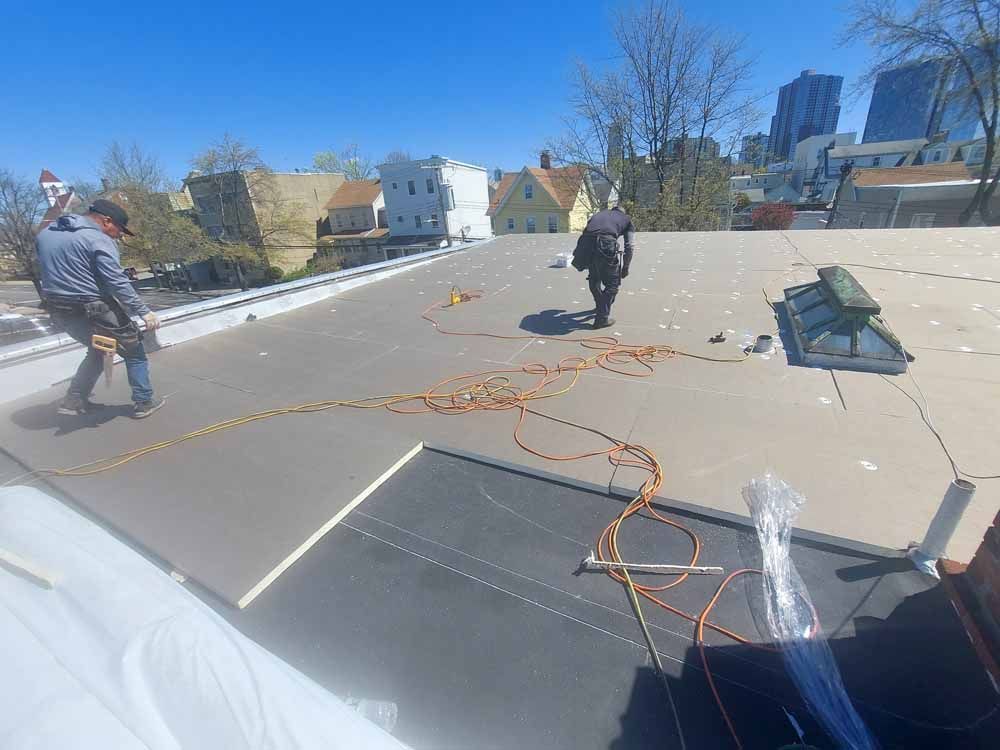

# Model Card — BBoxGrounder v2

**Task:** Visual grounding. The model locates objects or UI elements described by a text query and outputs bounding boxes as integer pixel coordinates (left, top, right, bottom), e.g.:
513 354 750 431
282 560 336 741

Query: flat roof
206 447 1000 748
1 229 998 610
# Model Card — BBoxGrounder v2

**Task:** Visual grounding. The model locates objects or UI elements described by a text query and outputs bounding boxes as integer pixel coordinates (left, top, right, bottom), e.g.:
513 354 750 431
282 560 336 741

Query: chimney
540 151 552 170
100 177 111 192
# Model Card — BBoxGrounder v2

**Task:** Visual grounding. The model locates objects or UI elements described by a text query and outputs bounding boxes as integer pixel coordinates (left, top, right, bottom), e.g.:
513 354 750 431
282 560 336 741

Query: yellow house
488 162 598 235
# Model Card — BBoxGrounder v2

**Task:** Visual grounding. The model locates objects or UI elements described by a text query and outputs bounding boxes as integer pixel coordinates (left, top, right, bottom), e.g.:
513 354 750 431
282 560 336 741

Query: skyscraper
739 132 770 167
768 70 843 161
862 60 978 143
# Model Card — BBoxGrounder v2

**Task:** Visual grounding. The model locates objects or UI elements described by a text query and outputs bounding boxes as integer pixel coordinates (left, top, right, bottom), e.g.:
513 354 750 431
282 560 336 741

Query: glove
621 266 630 279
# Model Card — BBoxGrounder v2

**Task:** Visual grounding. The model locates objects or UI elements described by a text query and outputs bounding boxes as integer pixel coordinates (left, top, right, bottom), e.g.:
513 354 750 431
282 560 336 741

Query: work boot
133 397 166 419
592 317 616 330
57 395 106 416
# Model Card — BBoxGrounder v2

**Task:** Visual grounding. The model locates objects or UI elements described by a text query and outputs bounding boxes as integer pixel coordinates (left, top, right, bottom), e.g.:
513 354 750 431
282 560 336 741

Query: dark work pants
50 300 153 403
588 255 621 322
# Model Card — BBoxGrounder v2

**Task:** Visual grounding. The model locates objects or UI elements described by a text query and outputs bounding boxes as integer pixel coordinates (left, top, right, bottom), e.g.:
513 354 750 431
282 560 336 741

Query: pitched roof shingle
852 162 977 186
324 179 382 210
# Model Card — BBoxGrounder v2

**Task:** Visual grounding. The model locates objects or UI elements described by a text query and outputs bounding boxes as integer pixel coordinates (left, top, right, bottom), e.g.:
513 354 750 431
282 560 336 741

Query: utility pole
826 160 854 229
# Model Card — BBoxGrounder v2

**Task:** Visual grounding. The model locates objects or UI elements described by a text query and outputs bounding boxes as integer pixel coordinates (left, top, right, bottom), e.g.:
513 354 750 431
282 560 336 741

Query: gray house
831 162 996 229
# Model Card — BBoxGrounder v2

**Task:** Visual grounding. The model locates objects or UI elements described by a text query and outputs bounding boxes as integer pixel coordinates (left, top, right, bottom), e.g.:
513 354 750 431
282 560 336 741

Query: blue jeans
52 301 154 403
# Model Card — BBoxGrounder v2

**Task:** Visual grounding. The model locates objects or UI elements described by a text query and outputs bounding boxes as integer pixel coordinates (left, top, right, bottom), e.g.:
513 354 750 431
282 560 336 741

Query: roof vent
783 266 908 373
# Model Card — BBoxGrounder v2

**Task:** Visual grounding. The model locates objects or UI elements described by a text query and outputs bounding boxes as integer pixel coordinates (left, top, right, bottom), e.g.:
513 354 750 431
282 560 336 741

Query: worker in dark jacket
578 206 635 329
35 199 165 418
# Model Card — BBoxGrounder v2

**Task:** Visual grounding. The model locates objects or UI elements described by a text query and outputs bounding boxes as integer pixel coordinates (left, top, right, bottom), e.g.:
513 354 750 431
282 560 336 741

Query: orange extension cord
422 292 771 748
10 288 779 747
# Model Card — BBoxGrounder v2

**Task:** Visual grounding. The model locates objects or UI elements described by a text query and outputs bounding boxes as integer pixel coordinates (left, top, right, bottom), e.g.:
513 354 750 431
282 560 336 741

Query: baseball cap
89 199 135 236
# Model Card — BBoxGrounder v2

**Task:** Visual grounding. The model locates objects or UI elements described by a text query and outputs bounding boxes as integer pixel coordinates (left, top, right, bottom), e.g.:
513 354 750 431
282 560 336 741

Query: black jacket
572 208 635 272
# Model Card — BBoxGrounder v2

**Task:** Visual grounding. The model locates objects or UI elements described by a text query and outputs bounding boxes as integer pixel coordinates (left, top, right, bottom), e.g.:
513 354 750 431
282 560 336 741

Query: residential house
316 179 390 268
378 156 490 258
731 172 799 198
788 132 857 198
489 155 599 235
915 137 991 167
825 138 927 173
831 162 993 229
185 170 345 275
800 138 928 204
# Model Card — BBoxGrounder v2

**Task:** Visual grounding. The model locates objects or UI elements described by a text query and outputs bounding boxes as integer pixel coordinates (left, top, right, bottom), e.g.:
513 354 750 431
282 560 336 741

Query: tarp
0 485 407 750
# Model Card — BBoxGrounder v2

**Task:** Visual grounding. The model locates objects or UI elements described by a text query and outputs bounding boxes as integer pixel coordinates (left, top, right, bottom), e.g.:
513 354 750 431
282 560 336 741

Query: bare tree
548 0 759 229
0 170 47 293
312 144 374 180
613 1 703 195
384 149 413 164
846 0 1000 224
101 141 168 192
688 34 758 204
69 178 102 206
193 134 311 287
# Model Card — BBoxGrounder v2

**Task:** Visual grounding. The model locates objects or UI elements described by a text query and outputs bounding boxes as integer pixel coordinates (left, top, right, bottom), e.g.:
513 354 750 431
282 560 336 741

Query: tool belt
45 296 142 345
572 232 619 272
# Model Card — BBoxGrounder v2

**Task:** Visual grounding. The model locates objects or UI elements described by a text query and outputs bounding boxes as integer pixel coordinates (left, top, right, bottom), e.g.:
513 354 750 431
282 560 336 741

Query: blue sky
2 1 872 187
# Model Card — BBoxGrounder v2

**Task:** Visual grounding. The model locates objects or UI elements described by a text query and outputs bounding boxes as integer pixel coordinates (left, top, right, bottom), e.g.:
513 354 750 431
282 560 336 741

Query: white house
789 132 857 197
378 156 491 255
825 138 927 174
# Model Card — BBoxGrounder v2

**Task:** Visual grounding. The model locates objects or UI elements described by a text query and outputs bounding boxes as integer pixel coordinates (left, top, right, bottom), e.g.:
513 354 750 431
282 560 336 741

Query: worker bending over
572 206 636 329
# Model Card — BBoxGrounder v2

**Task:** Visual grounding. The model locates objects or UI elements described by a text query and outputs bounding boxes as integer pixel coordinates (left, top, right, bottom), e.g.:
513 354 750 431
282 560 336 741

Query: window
524 183 533 199
397 215 404 223
430 213 439 228
206 225 224 239
407 180 416 195
871 156 881 167
414 215 422 228
932 150 942 162
392 182 398 190
547 215 558 233
335 214 343 228
910 213 935 228
970 145 986 162
506 218 515 231
526 216 536 233
426 178 435 194
195 197 215 213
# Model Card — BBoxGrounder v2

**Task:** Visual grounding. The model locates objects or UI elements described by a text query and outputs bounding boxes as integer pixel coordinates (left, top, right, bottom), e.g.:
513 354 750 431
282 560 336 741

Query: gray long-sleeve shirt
35 214 150 316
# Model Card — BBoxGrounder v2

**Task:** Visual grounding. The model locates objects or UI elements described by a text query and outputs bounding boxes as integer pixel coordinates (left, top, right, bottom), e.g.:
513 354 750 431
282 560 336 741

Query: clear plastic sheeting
0 485 408 750
742 475 879 750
